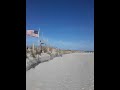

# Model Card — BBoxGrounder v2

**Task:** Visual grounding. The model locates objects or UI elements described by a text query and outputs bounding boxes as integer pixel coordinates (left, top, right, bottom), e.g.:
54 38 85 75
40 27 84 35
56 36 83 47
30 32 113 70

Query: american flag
26 30 39 37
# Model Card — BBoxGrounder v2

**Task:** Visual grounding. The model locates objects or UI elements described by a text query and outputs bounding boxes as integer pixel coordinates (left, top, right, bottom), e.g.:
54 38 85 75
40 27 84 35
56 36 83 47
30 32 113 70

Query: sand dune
26 53 94 90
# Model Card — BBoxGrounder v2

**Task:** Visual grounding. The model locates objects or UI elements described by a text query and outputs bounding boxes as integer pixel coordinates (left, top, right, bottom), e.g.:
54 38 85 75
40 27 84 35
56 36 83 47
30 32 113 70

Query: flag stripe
26 30 39 37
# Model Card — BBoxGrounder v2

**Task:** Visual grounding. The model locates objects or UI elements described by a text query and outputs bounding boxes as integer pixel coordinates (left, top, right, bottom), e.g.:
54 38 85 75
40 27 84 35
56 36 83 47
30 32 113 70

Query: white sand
26 53 94 90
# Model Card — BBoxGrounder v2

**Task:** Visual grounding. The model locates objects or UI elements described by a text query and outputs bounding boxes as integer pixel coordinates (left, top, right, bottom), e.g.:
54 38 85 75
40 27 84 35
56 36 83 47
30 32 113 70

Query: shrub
47 52 52 56
36 48 42 55
31 51 36 58
42 46 48 53
26 48 30 53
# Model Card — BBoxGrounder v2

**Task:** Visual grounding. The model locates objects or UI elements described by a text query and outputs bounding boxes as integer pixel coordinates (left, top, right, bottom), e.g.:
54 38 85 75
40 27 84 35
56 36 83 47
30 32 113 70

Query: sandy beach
26 53 94 90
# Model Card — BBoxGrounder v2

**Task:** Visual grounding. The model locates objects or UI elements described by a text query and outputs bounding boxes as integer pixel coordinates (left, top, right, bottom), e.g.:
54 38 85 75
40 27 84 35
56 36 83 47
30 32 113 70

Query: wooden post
32 43 34 53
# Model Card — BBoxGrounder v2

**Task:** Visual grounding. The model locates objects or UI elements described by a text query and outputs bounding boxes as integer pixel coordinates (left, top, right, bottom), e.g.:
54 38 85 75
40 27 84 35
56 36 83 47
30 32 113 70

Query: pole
37 28 40 59
39 28 43 55
32 43 34 53
42 32 43 41
38 28 40 47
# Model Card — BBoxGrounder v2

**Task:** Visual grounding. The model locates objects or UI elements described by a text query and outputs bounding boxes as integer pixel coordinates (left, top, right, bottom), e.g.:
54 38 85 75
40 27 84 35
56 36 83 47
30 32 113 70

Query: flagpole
38 28 40 47
42 32 43 42
37 28 40 59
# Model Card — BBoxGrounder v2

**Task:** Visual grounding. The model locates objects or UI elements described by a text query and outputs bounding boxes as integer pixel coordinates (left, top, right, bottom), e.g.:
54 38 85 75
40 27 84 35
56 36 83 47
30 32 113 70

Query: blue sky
26 0 94 51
